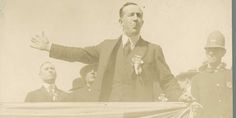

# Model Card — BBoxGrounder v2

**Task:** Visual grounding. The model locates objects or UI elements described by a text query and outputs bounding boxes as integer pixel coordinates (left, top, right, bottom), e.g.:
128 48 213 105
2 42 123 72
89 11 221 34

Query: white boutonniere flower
131 55 144 75
158 93 168 102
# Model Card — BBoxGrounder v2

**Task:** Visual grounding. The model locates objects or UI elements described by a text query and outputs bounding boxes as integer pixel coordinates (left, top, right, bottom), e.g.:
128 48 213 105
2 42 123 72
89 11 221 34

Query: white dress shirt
121 34 140 50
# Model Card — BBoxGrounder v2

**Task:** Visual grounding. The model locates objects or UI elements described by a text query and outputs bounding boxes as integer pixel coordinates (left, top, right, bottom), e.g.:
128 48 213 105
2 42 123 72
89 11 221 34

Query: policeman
191 31 232 118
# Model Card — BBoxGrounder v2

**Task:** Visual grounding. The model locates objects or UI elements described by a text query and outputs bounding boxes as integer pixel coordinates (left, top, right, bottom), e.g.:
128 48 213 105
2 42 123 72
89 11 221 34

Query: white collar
42 83 56 92
121 34 140 50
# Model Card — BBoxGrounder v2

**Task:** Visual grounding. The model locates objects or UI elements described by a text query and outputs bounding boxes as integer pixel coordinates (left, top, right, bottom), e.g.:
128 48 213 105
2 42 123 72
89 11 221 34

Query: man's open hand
30 31 51 51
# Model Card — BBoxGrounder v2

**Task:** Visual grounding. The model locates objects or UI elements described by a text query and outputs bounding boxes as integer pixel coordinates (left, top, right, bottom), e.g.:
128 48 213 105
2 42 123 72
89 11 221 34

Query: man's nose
91 70 96 74
48 69 55 73
208 51 214 56
132 14 138 20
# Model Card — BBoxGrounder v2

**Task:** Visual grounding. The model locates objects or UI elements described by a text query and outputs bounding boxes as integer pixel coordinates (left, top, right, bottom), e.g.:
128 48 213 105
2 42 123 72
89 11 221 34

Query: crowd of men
26 2 232 118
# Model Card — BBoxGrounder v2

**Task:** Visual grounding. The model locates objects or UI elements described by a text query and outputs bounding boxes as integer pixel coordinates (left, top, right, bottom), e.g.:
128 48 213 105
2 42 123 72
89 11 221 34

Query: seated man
68 64 98 102
25 61 68 102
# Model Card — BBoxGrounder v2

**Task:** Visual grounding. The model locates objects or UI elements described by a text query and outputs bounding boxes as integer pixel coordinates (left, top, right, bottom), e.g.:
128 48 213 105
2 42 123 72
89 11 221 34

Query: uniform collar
207 62 226 72
122 34 140 50
199 62 226 72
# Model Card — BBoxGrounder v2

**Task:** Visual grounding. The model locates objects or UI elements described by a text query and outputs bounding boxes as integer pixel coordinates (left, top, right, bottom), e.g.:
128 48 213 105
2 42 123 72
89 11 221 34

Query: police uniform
191 63 232 118
191 31 232 118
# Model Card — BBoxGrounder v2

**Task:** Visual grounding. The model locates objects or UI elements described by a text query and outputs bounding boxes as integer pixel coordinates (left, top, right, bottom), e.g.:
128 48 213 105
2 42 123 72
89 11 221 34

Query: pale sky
0 0 232 102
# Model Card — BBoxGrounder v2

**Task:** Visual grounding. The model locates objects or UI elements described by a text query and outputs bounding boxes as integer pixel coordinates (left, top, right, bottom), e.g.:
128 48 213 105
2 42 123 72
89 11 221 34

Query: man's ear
119 18 123 25
38 71 42 77
221 49 226 57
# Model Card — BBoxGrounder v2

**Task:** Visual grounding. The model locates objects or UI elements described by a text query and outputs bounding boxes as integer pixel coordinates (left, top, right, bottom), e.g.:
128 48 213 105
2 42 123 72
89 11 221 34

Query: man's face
120 5 144 36
85 69 96 83
205 48 225 64
39 63 57 83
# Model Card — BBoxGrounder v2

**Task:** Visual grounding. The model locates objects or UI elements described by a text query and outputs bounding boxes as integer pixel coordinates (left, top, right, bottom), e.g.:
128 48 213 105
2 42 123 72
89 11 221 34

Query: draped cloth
0 102 203 118
124 102 202 118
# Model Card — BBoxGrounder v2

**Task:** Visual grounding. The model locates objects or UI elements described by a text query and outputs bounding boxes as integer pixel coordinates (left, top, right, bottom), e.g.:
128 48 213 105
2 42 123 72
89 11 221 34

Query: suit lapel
131 38 149 58
102 38 121 67
93 37 121 101
39 87 52 101
97 37 122 101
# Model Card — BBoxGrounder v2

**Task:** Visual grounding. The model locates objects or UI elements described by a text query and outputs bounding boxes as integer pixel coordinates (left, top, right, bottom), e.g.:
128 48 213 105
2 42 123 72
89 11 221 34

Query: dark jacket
25 87 68 102
191 64 232 118
49 37 180 101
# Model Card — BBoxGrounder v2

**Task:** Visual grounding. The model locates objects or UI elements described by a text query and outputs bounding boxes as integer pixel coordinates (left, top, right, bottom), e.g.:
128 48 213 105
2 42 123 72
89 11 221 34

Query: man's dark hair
119 2 139 18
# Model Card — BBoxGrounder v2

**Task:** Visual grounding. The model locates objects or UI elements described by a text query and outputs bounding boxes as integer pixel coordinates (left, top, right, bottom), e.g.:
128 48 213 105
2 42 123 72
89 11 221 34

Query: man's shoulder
148 43 161 49
138 39 161 49
146 40 162 48
101 38 120 44
26 88 45 97
25 88 43 102
56 88 68 95
192 66 231 81
68 87 88 97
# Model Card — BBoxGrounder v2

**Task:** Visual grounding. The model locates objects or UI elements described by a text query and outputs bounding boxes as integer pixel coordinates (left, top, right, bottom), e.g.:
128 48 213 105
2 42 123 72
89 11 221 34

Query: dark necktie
123 41 131 56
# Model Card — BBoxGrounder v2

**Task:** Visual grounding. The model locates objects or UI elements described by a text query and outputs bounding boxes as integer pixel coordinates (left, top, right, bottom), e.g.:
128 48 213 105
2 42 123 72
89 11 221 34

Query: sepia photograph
0 0 232 117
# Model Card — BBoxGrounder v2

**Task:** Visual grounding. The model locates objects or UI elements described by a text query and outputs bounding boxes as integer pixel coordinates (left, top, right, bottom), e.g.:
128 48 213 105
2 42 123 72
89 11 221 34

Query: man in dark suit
69 64 98 102
69 78 84 92
30 2 181 101
25 62 68 102
191 31 232 118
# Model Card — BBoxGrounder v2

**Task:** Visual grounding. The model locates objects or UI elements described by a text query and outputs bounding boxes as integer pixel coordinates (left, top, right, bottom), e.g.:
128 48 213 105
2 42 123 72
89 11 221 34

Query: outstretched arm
30 31 100 64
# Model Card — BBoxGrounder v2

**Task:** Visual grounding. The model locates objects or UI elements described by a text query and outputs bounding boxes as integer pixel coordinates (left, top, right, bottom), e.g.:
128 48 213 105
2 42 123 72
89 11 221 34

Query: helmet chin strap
208 59 222 68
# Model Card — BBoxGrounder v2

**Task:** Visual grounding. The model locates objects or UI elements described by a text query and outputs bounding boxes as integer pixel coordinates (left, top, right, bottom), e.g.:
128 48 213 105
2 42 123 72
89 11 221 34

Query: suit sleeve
154 46 174 89
49 41 103 64
154 46 182 101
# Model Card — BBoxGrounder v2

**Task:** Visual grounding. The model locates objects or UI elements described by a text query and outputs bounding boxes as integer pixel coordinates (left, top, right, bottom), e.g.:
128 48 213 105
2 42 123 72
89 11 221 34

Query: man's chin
88 80 95 82
43 79 56 84
125 28 140 34
208 60 221 66
129 31 140 36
